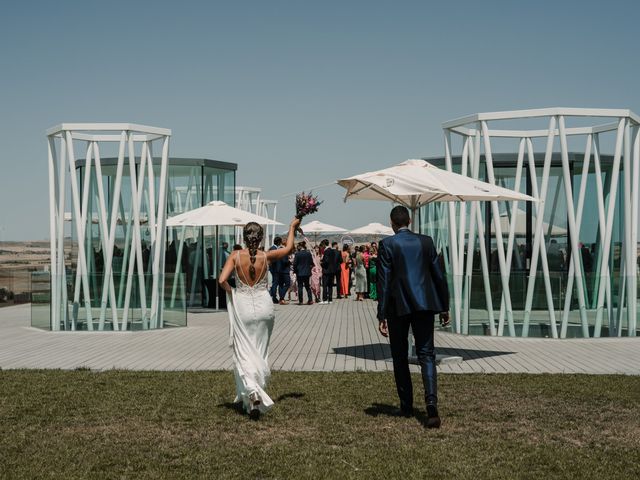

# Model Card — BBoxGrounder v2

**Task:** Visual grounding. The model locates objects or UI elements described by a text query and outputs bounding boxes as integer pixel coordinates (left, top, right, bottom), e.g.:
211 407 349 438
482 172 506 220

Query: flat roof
75 157 237 171
423 152 615 166
442 107 640 130
46 123 171 137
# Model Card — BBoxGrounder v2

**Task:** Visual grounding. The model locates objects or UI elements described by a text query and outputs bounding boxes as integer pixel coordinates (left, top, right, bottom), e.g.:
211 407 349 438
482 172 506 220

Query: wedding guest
363 244 371 299
269 236 290 304
369 244 378 300
320 241 342 304
310 245 322 303
319 239 329 256
269 237 283 304
286 251 298 302
219 241 230 272
354 246 367 301
340 244 352 299
293 241 314 305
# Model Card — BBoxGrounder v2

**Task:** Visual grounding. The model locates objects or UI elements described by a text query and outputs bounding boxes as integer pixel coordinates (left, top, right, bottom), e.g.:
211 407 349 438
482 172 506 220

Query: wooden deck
1 302 639 374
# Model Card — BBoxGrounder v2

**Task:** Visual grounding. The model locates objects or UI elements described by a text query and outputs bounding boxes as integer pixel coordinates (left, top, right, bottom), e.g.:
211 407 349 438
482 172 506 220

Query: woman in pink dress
286 251 298 302
310 243 322 303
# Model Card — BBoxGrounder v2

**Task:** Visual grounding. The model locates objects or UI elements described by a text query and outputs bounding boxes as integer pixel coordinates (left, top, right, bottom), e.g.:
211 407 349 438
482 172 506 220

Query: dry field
0 241 65 306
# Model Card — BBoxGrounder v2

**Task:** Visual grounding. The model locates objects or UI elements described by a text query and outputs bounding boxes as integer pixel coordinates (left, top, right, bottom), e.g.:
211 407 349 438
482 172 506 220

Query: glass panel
489 165 529 274
30 271 50 329
35 272 186 331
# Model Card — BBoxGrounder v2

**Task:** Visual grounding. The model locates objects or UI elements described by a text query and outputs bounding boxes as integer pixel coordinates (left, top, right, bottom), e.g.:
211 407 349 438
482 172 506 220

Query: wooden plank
2 302 640 374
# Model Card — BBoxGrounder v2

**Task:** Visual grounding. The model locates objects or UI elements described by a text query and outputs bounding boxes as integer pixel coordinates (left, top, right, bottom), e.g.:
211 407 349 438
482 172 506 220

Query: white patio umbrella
337 159 535 209
350 222 394 237
166 201 282 309
337 159 537 339
166 201 281 227
298 220 347 244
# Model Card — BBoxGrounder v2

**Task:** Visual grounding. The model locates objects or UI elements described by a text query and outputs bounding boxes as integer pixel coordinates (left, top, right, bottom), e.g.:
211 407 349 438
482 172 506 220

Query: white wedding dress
226 251 275 414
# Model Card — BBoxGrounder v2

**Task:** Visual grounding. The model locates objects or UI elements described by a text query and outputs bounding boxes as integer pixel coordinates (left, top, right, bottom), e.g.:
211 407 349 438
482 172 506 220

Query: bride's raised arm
266 217 300 262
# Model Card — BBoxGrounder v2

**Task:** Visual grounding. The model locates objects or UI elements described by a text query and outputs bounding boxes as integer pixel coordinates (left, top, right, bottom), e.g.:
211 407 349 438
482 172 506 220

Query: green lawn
1 370 639 479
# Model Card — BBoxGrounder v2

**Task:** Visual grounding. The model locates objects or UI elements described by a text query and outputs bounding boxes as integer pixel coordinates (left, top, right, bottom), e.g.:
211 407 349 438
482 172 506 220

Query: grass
1 371 639 479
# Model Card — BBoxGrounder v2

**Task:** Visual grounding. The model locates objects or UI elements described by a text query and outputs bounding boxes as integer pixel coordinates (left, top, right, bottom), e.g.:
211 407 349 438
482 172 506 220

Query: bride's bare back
234 250 268 287
218 217 300 293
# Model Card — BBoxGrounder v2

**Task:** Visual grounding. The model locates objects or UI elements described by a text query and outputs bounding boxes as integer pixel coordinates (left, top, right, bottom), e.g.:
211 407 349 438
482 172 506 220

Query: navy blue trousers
387 311 437 410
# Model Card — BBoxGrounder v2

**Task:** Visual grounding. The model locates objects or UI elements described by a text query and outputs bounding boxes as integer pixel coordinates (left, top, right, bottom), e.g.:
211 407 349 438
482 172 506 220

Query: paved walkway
0 302 639 374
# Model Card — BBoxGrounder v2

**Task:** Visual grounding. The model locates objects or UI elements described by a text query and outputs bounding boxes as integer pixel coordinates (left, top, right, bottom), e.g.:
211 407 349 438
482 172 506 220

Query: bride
219 217 300 420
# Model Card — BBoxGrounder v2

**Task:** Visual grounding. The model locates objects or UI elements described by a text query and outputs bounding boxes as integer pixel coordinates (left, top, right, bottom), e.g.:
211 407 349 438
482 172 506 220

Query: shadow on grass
276 392 305 402
333 343 514 361
364 403 404 417
218 402 244 415
364 402 430 426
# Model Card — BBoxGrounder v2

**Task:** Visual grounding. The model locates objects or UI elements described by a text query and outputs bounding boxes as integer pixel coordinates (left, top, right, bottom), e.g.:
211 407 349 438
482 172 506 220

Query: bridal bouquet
295 192 322 235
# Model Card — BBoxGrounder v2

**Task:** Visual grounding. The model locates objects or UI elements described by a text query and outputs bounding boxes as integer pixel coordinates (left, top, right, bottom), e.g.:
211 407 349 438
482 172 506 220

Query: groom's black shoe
425 404 441 429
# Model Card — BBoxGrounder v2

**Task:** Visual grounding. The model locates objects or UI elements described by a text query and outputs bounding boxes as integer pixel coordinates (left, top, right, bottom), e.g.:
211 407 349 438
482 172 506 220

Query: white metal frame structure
442 108 639 338
47 123 171 331
258 199 278 247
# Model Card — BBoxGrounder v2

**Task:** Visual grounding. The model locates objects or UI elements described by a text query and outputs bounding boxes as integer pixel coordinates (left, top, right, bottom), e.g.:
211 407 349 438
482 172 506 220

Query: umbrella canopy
166 201 282 227
337 159 535 209
349 222 394 236
299 220 347 234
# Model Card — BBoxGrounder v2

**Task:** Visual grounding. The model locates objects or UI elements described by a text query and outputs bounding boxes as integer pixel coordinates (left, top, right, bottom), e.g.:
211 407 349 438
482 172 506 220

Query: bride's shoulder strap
258 250 268 279
234 250 242 275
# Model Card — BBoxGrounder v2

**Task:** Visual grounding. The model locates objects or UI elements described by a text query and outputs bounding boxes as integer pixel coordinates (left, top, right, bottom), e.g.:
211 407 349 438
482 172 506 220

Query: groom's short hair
390 206 411 227
274 237 282 246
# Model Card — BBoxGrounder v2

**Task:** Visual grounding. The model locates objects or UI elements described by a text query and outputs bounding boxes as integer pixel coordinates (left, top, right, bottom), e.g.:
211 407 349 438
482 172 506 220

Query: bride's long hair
243 222 264 280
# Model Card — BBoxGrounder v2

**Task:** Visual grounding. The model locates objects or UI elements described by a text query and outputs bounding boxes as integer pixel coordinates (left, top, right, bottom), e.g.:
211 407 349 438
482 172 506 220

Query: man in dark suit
377 206 450 428
293 241 314 305
320 240 342 304
269 237 283 304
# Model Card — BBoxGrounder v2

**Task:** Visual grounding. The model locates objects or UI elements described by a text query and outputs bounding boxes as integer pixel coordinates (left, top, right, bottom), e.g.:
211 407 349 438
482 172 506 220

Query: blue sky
1 0 639 240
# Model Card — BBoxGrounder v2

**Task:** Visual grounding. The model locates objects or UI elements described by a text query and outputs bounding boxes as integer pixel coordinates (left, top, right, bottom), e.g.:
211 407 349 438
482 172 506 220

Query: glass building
71 157 237 321
421 152 623 337
38 122 238 331
161 159 237 308
429 108 640 338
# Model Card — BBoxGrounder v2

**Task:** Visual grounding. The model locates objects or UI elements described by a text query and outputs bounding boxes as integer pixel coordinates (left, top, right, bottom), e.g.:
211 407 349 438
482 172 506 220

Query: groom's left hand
378 319 388 337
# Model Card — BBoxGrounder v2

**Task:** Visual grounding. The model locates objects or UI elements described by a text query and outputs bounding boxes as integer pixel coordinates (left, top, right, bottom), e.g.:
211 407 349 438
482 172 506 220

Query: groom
377 206 449 428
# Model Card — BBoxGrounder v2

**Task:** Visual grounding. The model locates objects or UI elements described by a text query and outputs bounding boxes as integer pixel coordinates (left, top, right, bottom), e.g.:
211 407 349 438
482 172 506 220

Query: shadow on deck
333 343 514 361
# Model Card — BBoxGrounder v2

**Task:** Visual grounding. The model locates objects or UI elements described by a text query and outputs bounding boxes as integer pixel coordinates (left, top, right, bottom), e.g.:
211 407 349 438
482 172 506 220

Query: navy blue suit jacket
268 245 289 274
376 229 449 320
293 250 313 277
321 248 342 274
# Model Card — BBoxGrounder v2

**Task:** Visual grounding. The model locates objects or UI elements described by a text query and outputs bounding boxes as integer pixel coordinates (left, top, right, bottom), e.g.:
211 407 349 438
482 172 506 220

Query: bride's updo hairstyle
243 222 264 280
